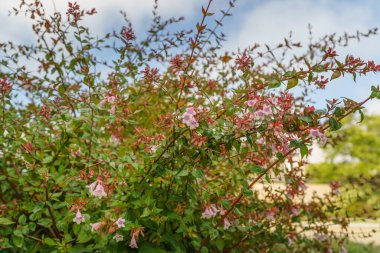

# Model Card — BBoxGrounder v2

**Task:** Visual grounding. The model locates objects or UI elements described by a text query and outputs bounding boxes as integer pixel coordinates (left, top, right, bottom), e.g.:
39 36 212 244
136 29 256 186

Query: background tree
308 115 380 218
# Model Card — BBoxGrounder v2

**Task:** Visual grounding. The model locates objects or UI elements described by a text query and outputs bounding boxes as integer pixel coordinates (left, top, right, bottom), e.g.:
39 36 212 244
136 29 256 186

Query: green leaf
308 73 313 84
313 65 325 72
12 234 24 248
286 78 298 90
125 155 139 170
42 156 53 164
38 218 53 228
330 70 341 80
299 115 312 123
209 228 219 240
357 109 365 123
77 229 92 243
248 165 264 174
329 117 342 131
268 79 281 89
300 144 309 158
284 70 296 77
43 237 56 246
333 107 343 117
221 199 231 209
0 217 15 225
192 170 204 178
176 169 189 177
370 85 380 99
18 215 27 225
141 208 151 218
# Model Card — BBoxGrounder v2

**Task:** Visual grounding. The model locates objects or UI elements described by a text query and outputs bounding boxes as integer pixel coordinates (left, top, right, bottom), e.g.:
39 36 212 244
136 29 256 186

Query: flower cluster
235 52 252 71
86 180 107 198
182 106 199 129
0 78 12 94
121 26 136 41
201 204 218 219
99 93 117 114
309 128 327 144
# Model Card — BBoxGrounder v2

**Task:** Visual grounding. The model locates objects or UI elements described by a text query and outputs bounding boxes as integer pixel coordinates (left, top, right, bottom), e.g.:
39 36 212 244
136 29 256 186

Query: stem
45 184 61 239
175 0 213 111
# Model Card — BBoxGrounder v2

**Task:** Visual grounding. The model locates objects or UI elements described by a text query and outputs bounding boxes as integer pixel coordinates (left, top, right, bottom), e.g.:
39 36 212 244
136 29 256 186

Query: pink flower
110 135 121 145
93 183 107 198
86 181 97 193
314 233 328 241
73 210 85 224
266 207 279 221
262 105 272 115
99 94 116 106
223 218 231 230
244 99 257 107
188 119 199 129
86 180 107 198
90 222 103 232
129 235 138 248
309 128 327 144
109 105 116 115
256 138 265 145
99 98 108 106
182 113 193 124
255 110 265 119
291 206 300 216
186 106 196 115
201 204 219 219
182 106 199 129
340 245 347 253
115 217 125 229
113 233 124 242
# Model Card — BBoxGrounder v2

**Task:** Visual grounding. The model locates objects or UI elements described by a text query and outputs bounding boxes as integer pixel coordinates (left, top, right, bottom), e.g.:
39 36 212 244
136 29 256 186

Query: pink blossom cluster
0 78 12 94
254 104 273 119
202 204 231 230
86 180 107 198
201 204 218 219
99 93 117 114
182 106 199 129
309 128 327 144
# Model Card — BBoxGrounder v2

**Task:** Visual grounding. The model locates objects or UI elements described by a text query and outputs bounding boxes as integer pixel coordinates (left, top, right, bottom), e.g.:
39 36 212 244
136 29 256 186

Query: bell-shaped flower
73 210 85 224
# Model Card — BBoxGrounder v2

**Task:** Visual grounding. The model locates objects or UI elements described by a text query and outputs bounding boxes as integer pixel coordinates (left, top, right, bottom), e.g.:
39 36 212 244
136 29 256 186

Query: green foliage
0 0 379 252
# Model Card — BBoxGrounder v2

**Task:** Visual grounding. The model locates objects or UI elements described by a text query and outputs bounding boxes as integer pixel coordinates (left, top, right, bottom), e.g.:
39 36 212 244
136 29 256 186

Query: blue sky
1 0 380 113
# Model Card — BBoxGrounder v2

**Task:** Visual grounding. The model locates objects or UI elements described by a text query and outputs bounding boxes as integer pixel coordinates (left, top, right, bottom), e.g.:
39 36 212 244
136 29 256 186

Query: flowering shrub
1 0 380 252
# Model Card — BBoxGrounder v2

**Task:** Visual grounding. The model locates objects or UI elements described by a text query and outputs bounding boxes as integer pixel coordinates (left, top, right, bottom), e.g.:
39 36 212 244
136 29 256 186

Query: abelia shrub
1 0 380 252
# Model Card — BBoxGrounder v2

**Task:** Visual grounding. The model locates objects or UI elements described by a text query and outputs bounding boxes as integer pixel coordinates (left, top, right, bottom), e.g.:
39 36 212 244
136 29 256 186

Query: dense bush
1 1 380 252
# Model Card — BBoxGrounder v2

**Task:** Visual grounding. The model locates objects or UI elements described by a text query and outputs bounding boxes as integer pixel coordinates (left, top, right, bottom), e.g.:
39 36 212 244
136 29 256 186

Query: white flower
115 217 125 228
113 233 124 242
73 210 85 224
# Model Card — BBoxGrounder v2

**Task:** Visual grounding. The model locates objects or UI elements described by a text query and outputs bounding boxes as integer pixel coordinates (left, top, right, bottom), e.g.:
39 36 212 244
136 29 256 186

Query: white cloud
365 99 380 115
226 0 379 52
0 0 202 43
